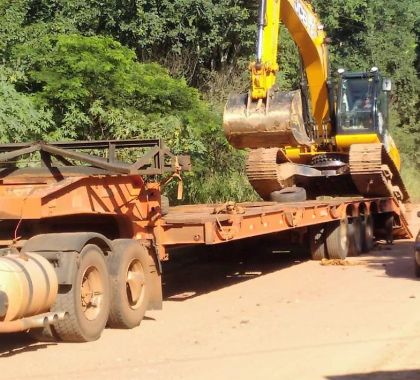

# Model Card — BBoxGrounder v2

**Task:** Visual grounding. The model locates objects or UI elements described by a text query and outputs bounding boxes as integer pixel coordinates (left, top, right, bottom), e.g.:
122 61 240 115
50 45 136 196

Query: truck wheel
309 226 327 260
270 187 307 203
361 215 374 253
28 325 57 342
348 217 362 256
52 244 110 342
107 241 150 329
326 218 350 260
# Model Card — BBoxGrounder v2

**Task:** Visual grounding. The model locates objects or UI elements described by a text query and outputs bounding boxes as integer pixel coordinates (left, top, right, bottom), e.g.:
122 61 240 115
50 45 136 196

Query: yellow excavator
223 0 408 203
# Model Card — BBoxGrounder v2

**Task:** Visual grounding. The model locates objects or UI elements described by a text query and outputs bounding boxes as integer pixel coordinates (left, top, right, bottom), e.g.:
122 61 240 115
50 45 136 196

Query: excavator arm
224 0 332 149
252 0 330 132
251 0 280 100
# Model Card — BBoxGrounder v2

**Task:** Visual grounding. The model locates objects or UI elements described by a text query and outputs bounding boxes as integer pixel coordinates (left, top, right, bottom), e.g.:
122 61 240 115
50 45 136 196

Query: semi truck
0 139 411 342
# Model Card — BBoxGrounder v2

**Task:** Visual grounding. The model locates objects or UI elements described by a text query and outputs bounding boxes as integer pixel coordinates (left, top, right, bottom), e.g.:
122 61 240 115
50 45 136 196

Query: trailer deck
155 198 411 260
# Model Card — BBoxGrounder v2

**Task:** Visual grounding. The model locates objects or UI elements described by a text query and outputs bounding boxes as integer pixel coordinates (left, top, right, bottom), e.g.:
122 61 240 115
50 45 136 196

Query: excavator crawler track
246 148 355 201
246 148 285 200
245 144 409 205
349 144 409 203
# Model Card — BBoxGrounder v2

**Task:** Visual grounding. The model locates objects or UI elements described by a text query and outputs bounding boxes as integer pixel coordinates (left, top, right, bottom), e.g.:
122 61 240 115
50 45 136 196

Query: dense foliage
0 0 419 201
313 0 420 195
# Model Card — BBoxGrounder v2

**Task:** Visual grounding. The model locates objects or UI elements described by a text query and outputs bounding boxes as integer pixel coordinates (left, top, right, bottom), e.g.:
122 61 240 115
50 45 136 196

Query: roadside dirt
1 204 419 380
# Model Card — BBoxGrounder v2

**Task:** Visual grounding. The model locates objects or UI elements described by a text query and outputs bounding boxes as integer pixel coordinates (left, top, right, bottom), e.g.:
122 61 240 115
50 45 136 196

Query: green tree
12 35 208 141
0 69 52 143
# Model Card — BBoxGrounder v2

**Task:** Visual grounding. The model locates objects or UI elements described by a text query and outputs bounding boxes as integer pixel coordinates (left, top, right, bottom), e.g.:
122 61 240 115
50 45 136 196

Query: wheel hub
126 259 145 309
80 266 104 321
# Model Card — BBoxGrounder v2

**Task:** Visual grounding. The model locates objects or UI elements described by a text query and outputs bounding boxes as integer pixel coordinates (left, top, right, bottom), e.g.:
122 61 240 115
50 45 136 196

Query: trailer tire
107 241 150 329
348 217 362 256
270 187 307 203
325 218 350 260
51 244 110 342
361 215 374 253
28 325 57 342
161 195 170 216
384 214 394 244
415 259 420 278
309 226 327 260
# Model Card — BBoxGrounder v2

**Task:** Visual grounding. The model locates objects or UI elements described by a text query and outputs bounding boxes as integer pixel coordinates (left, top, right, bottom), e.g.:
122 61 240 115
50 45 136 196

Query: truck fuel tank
0 251 58 322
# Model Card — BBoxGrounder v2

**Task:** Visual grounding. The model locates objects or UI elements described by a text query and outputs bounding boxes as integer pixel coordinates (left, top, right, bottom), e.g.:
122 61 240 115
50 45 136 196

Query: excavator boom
281 0 330 136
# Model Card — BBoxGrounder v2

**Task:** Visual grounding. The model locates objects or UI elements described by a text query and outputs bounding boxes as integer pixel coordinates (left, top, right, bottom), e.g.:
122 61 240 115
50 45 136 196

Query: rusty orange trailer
0 140 411 342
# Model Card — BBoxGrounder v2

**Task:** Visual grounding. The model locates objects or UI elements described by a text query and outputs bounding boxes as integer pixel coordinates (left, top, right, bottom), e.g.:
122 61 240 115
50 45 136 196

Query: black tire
325 218 350 260
415 257 420 278
415 260 420 278
51 244 110 342
161 195 170 216
309 226 327 260
28 325 57 342
270 187 307 203
348 217 362 256
384 214 394 244
361 215 374 253
107 240 150 329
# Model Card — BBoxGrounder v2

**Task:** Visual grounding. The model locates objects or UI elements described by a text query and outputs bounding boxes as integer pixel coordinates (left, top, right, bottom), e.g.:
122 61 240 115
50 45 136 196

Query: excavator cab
335 69 391 148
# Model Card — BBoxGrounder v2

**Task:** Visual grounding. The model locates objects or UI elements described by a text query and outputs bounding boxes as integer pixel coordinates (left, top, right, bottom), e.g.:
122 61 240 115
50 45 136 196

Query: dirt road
1 207 419 380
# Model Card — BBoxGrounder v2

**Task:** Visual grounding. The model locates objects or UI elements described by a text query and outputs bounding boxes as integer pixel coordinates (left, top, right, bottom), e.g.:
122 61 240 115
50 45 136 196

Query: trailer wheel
107 241 150 329
52 244 110 342
325 218 350 260
415 257 420 278
269 187 307 203
309 226 327 260
348 217 362 256
161 195 170 216
361 215 374 253
384 214 394 244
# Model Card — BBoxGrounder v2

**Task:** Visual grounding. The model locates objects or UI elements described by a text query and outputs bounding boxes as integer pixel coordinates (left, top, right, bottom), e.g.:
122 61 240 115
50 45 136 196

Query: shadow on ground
162 237 418 301
163 234 308 301
363 241 417 281
0 333 56 357
326 369 420 380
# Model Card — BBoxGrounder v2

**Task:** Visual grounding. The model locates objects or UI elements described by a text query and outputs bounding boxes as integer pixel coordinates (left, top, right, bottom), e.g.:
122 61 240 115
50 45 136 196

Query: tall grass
402 165 420 202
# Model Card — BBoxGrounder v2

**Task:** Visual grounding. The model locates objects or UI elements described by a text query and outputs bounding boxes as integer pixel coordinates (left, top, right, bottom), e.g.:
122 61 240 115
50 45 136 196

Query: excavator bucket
223 89 312 149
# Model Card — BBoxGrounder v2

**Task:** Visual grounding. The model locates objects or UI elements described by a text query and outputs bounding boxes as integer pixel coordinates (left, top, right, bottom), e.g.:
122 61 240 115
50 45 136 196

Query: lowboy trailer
0 139 411 342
